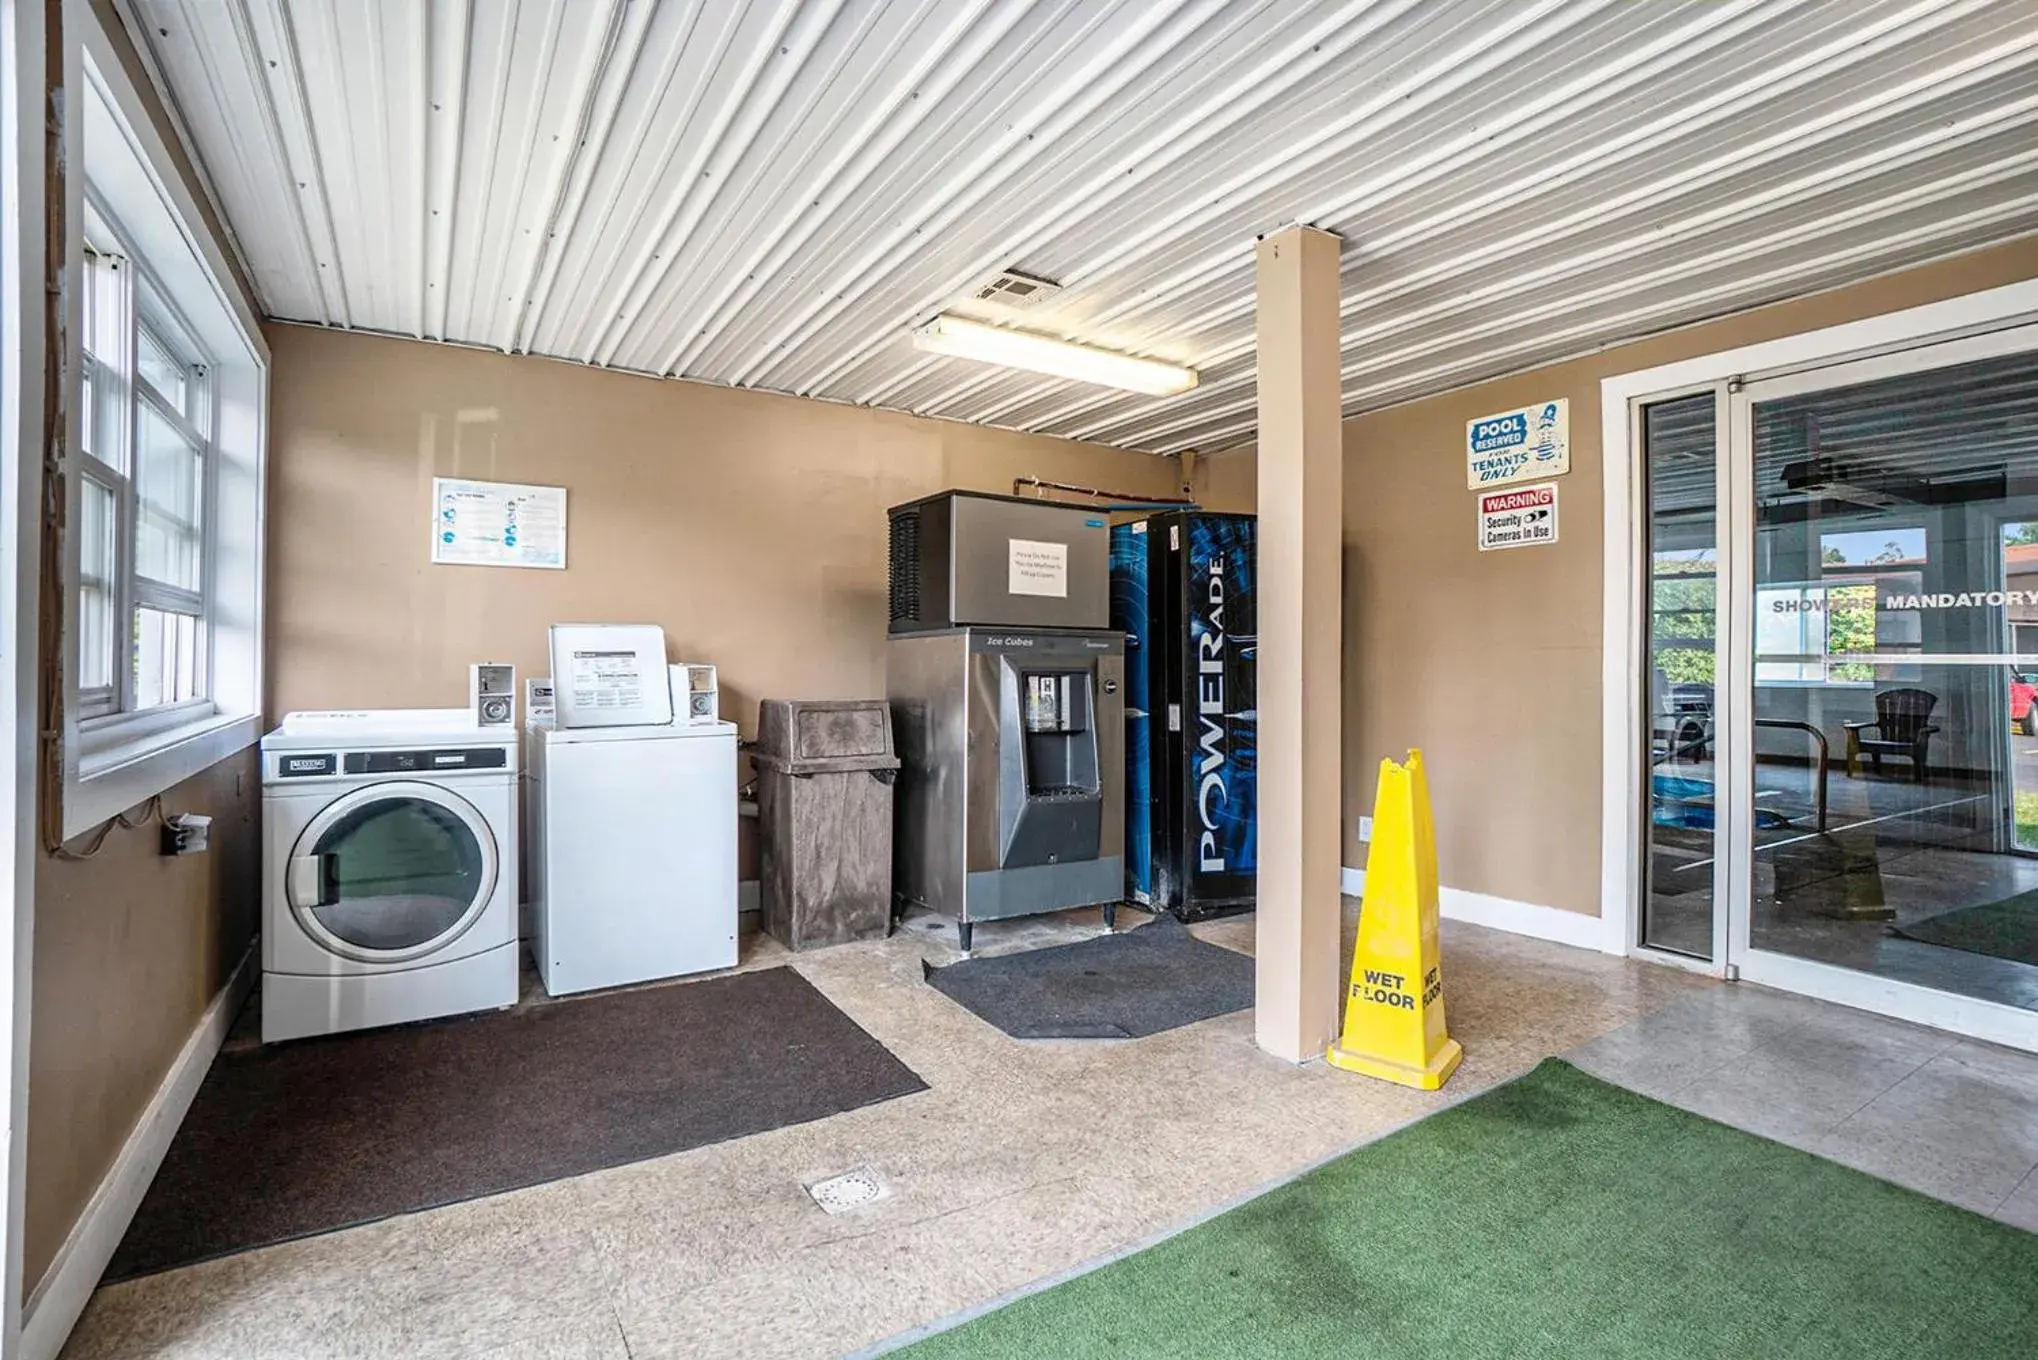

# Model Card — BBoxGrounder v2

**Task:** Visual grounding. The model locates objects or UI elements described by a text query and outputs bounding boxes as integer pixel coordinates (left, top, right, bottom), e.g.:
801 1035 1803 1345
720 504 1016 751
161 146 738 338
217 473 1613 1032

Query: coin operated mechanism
470 662 516 727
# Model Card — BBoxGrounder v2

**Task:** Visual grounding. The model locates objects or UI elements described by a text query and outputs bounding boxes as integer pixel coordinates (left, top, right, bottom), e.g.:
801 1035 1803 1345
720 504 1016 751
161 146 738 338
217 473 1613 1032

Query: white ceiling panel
129 0 2038 453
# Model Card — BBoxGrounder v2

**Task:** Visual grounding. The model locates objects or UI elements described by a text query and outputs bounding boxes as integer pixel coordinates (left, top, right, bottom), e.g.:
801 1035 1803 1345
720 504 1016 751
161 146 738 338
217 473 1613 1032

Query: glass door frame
1601 278 2038 1051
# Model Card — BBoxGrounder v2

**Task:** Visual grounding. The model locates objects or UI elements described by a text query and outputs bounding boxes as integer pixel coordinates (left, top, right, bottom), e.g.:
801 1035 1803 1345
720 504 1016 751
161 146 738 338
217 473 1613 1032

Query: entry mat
889 1060 2038 1359
106 966 927 1282
1893 890 2038 967
924 915 1252 1039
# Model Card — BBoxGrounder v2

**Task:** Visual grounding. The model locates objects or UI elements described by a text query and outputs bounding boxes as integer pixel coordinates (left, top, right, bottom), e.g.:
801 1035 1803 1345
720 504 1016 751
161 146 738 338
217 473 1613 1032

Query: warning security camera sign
1477 482 1559 551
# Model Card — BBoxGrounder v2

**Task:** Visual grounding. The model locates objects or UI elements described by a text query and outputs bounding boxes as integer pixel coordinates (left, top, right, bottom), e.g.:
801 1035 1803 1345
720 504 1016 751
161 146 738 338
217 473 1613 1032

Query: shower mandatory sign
1476 482 1558 552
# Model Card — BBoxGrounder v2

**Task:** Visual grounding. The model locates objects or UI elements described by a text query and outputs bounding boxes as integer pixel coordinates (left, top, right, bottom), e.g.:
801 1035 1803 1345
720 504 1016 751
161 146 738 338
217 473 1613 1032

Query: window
74 206 213 723
61 22 267 839
1651 546 1717 687
1754 580 1871 684
1752 527 1925 686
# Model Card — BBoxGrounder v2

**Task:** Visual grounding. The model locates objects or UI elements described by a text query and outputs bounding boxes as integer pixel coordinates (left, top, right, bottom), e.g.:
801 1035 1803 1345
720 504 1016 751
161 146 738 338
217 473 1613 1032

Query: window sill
64 709 260 839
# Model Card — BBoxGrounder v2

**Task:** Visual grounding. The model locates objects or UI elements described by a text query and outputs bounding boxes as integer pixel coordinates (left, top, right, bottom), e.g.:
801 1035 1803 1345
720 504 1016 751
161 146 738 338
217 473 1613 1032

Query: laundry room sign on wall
432 476 568 569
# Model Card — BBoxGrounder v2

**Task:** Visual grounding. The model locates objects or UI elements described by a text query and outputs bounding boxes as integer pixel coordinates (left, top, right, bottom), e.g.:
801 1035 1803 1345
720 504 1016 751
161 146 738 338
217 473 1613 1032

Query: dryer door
286 781 500 964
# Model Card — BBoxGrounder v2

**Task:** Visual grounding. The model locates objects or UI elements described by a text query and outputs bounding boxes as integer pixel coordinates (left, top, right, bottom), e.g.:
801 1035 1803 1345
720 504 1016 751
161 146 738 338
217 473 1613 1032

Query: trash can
753 699 900 951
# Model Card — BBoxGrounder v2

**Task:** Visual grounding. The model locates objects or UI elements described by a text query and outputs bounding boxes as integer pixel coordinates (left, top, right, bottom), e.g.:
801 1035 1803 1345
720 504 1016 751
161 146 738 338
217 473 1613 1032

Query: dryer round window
285 781 499 965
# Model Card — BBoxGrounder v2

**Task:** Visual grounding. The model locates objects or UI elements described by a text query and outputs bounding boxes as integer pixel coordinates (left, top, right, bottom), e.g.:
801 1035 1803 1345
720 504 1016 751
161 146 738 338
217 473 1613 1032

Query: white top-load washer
525 719 738 996
261 709 519 1043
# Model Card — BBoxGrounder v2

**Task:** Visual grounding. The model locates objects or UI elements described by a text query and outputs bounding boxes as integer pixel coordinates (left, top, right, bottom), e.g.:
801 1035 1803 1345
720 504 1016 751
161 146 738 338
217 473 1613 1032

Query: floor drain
806 1166 887 1214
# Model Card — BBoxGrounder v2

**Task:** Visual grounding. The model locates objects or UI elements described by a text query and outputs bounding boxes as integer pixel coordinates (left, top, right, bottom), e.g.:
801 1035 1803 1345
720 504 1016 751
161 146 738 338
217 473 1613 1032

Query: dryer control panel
271 747 510 779
344 747 510 775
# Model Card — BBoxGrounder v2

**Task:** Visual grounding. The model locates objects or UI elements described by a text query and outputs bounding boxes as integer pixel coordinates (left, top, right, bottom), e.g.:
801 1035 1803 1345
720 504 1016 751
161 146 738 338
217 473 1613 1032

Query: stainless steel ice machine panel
890 627 1123 950
886 491 1110 634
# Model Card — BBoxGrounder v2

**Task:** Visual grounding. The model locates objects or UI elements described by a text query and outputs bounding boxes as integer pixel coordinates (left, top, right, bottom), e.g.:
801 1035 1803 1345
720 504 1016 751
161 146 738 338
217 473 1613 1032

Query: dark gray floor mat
107 966 926 1282
923 915 1253 1039
1891 890 2038 965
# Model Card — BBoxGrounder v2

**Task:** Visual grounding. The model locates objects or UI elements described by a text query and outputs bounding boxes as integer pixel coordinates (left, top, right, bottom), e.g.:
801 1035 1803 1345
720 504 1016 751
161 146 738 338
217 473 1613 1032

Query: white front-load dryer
261 709 519 1043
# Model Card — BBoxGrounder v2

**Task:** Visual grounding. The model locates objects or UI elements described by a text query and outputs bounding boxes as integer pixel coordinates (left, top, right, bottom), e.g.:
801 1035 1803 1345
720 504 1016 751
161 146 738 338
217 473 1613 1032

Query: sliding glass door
1635 321 2038 1047
1729 337 2038 1034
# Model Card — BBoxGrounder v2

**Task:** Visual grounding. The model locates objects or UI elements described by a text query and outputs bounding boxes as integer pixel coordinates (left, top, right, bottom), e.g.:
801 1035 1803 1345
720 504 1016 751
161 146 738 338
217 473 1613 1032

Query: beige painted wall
265 324 1184 721
1190 448 1258 513
23 2 267 1301
25 752 260 1292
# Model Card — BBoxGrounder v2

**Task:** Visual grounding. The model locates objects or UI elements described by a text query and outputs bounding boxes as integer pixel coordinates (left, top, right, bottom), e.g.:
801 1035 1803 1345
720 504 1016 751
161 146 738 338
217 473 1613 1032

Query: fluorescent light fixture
911 314 1198 396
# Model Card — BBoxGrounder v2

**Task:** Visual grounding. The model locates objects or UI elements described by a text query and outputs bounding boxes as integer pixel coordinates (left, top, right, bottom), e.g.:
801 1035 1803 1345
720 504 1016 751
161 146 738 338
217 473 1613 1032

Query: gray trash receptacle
754 699 900 951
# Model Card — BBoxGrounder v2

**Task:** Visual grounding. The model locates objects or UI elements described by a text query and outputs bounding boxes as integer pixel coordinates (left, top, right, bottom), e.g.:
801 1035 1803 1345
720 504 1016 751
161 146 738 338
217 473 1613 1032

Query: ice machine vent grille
888 511 921 623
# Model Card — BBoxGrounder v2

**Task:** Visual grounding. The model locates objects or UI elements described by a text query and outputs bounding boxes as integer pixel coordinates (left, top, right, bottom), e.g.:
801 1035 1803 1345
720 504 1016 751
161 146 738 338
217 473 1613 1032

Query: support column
1253 225 1343 1064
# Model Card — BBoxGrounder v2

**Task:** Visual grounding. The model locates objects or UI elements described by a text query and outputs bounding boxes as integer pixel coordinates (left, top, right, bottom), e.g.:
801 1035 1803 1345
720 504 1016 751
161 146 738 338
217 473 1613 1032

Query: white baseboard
21 945 256 1360
1341 867 1615 954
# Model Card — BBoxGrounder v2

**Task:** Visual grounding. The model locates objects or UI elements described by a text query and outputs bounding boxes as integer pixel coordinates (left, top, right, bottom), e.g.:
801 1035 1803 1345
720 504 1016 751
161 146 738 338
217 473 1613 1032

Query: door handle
288 854 337 907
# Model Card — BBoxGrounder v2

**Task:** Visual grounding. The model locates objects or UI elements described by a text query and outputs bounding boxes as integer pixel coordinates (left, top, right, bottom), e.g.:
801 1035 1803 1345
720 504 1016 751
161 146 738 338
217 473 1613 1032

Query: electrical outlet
1357 815 1374 843
161 813 212 856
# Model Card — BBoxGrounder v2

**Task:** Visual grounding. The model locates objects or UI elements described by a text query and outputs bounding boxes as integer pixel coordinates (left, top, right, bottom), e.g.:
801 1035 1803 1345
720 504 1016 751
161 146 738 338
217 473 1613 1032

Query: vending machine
1111 511 1257 919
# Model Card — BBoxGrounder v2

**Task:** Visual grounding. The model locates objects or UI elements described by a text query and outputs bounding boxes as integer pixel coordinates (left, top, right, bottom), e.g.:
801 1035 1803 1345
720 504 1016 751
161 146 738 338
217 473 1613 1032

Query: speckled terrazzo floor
56 901 1721 1360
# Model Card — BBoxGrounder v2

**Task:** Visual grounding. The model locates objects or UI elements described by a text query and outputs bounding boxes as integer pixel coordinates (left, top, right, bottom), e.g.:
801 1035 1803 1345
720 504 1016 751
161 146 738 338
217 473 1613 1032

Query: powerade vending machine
1109 511 1257 919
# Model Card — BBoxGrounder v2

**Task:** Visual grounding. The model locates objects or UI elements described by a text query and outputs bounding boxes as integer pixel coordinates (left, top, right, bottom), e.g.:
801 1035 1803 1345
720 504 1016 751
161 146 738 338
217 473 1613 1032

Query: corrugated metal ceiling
128 0 2038 454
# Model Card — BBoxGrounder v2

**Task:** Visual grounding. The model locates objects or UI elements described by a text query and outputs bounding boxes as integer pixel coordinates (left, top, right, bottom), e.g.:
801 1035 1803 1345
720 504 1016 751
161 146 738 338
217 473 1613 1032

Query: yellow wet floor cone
1328 749 1463 1090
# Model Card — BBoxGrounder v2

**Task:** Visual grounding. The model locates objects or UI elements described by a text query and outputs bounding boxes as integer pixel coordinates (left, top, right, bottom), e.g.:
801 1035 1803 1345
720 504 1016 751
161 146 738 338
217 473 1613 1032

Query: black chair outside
1843 688 1939 782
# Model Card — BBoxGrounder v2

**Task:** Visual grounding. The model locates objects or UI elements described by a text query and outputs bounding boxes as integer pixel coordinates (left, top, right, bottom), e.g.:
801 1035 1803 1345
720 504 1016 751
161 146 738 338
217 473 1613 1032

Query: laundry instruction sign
1477 482 1558 551
432 477 567 569
1466 398 1568 488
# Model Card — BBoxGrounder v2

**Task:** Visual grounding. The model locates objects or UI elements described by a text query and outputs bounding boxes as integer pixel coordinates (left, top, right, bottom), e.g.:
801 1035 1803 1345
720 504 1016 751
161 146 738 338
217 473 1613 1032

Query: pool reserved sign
1466 398 1569 488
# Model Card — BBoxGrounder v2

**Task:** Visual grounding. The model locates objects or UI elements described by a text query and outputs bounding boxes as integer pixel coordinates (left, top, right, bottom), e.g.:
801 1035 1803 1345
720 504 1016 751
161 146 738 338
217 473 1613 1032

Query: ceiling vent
972 268 1062 311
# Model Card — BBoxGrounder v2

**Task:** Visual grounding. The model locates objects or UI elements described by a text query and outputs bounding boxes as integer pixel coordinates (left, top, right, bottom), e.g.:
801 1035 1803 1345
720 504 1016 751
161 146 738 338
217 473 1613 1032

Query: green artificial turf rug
1892 891 2038 966
887 1059 2038 1359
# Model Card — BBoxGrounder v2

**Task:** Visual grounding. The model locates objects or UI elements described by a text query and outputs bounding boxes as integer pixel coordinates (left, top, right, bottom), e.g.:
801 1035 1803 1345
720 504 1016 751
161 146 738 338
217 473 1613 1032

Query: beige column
1253 225 1344 1063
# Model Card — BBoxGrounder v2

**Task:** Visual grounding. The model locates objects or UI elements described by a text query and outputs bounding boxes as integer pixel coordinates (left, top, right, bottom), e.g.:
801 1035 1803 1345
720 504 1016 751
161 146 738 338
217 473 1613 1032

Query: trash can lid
754 699 899 773
752 751 901 775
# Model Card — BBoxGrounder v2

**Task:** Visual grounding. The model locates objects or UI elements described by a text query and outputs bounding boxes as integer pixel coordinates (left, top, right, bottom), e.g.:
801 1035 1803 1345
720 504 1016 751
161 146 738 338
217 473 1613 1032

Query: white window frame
75 200 216 731
58 15 266 839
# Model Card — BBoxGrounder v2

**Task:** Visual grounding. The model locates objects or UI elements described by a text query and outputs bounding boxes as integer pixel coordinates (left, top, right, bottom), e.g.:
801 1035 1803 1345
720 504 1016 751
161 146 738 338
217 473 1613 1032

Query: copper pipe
1011 475 1194 506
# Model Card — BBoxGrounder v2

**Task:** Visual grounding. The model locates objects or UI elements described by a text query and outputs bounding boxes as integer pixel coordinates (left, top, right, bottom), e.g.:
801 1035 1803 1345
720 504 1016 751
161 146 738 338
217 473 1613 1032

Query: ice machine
886 490 1124 950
